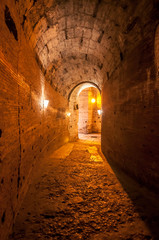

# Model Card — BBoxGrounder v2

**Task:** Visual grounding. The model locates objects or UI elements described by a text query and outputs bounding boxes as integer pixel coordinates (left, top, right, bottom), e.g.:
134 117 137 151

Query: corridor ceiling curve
16 0 143 97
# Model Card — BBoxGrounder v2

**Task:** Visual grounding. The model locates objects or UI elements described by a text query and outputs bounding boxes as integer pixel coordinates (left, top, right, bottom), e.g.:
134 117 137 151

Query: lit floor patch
88 146 98 154
90 155 103 162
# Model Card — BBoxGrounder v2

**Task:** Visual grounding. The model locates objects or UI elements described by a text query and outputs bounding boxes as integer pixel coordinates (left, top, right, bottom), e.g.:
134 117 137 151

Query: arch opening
68 82 101 142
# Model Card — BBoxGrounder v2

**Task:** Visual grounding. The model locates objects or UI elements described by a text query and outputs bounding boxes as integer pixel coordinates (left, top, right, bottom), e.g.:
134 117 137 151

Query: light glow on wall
97 109 102 115
91 98 96 103
77 83 96 96
66 112 71 117
97 92 101 108
40 86 49 109
44 100 49 108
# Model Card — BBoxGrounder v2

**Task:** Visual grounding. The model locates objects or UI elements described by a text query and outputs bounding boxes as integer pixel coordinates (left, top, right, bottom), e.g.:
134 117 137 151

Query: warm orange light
97 92 101 108
91 98 96 103
66 112 71 117
44 100 49 108
97 109 102 115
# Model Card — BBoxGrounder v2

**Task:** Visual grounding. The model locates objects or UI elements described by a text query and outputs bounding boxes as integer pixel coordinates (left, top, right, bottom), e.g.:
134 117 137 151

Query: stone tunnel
0 0 159 239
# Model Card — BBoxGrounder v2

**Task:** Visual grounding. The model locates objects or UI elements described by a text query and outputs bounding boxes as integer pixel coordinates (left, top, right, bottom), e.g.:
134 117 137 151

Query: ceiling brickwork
15 0 151 97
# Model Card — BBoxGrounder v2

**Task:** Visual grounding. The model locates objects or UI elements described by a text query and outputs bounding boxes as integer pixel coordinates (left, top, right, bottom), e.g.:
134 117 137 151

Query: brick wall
1 0 159 238
0 1 69 239
101 2 159 192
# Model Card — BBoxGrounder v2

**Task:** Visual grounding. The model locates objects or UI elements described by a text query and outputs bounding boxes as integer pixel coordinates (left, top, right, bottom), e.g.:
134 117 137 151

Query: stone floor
9 138 159 240
78 133 101 143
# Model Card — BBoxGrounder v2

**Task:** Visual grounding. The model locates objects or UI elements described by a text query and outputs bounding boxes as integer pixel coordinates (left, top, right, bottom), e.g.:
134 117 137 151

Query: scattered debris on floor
9 141 159 240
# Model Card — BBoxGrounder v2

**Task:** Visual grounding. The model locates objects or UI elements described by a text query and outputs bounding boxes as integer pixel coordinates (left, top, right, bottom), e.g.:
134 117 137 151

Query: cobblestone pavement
10 141 159 240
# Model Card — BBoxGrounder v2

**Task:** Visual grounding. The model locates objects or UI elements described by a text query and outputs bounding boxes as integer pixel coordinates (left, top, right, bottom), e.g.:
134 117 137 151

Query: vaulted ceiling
15 0 147 97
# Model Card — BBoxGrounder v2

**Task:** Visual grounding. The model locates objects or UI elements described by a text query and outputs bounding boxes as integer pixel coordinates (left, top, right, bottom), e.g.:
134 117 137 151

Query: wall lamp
91 98 96 103
44 100 49 108
97 109 102 115
66 112 71 117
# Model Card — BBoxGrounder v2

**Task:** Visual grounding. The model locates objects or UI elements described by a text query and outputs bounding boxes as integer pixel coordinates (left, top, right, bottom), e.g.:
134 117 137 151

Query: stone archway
68 82 101 141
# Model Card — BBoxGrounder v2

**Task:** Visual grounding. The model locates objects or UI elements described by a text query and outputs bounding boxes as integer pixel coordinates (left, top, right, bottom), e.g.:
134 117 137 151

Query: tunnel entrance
78 87 101 140
68 83 101 142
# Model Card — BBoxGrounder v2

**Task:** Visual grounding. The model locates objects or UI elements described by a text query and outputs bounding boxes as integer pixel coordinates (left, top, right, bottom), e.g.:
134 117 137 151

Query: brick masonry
101 2 159 192
0 1 69 239
0 0 159 239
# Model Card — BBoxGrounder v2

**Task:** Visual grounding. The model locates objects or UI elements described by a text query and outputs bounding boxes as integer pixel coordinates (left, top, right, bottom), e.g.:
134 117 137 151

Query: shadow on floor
101 154 159 240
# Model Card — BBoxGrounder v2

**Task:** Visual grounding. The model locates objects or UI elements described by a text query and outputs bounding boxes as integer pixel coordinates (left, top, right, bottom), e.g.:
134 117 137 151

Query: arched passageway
78 87 101 135
0 0 159 239
68 83 101 141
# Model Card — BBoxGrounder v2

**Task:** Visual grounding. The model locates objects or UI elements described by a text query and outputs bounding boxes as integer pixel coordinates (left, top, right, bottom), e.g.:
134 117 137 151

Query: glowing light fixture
97 109 102 115
44 100 49 108
66 112 71 117
91 98 96 103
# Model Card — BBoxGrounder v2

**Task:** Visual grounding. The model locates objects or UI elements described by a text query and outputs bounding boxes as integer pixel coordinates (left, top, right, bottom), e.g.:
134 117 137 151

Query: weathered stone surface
102 5 159 192
0 1 69 239
9 141 159 240
0 0 159 239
